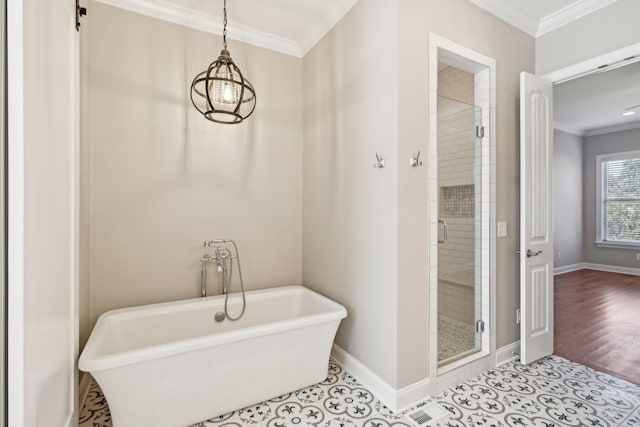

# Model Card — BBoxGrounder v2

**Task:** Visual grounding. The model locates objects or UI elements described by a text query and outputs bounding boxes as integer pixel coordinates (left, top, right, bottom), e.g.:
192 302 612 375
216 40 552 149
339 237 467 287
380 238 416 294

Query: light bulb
223 83 234 103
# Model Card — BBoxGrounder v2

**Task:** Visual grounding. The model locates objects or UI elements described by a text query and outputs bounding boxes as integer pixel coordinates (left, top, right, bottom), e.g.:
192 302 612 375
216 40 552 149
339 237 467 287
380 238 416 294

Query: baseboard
553 263 584 275
330 344 429 412
495 341 520 366
554 262 640 276
79 372 92 412
583 263 640 276
64 410 78 427
396 376 431 412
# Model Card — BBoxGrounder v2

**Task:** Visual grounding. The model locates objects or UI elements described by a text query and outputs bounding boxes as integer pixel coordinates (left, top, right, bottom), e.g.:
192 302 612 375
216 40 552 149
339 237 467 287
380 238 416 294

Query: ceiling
95 0 360 57
97 0 638 135
555 60 640 137
97 0 619 56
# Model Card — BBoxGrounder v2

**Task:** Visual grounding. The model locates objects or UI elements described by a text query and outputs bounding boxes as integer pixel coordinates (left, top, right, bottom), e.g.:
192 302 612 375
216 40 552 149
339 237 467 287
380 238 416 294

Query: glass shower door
436 96 484 366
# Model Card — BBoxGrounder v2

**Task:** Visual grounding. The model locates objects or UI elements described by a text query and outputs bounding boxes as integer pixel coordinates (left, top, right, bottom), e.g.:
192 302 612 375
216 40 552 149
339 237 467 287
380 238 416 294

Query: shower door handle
438 219 448 243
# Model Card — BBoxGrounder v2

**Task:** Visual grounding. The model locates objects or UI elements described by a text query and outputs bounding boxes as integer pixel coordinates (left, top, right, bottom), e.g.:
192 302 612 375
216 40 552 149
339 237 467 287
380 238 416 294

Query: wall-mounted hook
410 150 423 167
374 153 385 169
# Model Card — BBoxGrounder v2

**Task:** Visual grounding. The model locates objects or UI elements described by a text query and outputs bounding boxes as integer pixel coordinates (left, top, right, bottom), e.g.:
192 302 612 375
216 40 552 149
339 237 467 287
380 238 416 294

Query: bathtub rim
79 285 346 373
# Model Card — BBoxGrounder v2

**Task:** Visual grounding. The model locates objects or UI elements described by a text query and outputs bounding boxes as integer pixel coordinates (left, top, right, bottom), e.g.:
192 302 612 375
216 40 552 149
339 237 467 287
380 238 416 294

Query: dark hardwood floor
554 269 640 385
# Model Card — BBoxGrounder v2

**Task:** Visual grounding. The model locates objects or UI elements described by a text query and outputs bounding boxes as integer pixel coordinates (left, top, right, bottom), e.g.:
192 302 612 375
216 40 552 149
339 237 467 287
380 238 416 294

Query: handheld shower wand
201 239 247 321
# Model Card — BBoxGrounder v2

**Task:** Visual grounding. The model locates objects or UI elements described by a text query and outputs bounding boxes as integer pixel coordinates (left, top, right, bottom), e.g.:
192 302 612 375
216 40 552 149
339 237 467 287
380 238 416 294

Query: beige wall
80 2 303 348
536 0 640 75
302 0 399 387
397 0 534 386
82 0 535 392
303 0 534 389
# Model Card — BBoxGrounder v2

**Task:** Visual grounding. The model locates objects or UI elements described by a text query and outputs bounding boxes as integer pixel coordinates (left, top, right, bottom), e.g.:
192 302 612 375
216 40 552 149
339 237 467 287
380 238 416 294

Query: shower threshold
438 347 479 368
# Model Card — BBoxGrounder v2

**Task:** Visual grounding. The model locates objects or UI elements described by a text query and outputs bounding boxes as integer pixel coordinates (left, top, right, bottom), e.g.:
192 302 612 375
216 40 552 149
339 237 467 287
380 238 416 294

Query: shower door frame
427 33 497 394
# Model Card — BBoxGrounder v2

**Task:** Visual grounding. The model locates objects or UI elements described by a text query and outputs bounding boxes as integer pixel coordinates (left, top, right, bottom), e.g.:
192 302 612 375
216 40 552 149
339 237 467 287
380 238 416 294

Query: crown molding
553 123 585 137
537 0 618 36
584 120 640 137
94 0 304 57
468 0 619 38
554 120 640 138
466 0 539 36
298 0 360 56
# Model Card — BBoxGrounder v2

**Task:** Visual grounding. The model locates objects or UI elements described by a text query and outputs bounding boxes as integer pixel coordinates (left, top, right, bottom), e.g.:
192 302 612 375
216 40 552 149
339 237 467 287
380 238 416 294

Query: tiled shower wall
437 66 476 326
438 66 474 105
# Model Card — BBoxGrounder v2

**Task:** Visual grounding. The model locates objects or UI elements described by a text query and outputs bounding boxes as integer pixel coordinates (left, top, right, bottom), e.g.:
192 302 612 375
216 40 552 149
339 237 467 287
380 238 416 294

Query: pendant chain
222 0 228 50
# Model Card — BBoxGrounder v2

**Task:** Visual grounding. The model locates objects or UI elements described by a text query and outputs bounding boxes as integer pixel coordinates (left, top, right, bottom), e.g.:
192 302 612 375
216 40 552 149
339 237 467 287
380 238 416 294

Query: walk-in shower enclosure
428 34 497 394
437 94 483 366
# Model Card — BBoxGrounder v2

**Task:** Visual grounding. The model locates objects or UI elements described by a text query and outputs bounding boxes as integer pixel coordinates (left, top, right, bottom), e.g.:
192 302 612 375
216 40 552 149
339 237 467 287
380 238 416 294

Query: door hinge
516 308 521 325
476 320 485 333
476 126 485 138
76 0 88 31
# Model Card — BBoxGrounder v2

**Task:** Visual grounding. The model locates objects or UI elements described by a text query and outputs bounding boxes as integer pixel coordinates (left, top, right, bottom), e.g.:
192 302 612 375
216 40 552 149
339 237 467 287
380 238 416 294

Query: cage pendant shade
191 49 256 124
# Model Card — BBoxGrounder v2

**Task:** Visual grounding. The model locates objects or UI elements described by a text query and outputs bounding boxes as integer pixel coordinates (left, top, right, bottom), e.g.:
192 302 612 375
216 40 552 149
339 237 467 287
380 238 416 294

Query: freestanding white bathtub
79 285 347 427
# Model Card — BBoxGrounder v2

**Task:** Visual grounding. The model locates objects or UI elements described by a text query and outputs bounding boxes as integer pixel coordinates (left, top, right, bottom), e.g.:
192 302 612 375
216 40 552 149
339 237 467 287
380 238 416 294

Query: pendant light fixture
190 0 256 124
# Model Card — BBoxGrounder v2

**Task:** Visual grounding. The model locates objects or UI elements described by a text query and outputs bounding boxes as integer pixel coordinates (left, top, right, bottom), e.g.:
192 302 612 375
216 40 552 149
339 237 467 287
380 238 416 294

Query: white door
519 72 554 365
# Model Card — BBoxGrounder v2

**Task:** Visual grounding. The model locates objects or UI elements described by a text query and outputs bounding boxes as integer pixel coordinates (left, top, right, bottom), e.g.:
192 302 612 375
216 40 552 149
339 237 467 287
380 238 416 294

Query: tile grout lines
81 354 640 426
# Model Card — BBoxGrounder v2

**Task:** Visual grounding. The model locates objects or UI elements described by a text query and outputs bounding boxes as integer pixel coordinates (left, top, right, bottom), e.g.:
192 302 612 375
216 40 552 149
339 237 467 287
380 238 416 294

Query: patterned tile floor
438 316 476 362
80 355 640 426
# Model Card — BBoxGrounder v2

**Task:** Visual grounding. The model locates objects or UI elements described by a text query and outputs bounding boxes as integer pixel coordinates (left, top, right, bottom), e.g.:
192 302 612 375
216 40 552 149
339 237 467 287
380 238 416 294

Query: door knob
526 249 542 258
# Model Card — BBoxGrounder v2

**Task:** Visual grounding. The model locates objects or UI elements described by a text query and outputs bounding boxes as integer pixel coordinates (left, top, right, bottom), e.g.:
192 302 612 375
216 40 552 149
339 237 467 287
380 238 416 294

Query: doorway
427 34 496 392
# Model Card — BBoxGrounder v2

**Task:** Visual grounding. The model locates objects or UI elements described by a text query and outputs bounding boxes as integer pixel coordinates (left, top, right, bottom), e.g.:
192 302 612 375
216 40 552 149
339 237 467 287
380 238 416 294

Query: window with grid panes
597 150 640 245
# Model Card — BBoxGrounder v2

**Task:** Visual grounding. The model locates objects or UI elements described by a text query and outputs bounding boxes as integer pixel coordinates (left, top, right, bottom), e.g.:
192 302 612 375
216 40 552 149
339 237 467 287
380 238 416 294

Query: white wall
536 0 640 75
302 0 399 387
9 0 78 425
81 2 303 348
583 128 640 268
553 130 584 268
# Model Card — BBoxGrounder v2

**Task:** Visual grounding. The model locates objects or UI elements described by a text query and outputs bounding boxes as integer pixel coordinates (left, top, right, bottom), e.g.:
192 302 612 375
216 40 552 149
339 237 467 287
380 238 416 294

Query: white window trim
595 149 640 248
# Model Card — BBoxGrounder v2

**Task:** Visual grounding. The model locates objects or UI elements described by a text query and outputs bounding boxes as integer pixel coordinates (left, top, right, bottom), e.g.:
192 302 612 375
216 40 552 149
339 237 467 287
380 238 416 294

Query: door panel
520 72 554 365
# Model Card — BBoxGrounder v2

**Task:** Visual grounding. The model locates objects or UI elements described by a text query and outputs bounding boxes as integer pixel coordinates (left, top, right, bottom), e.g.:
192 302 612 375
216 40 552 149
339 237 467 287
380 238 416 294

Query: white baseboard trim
583 263 640 276
495 341 520 367
79 372 92 412
396 377 431 413
554 262 640 276
553 263 583 275
330 344 429 412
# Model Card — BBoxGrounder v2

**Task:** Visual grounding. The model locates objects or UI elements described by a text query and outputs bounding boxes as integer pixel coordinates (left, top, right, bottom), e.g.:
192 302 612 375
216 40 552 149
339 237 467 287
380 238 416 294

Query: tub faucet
200 248 232 297
200 239 246 320
200 254 214 297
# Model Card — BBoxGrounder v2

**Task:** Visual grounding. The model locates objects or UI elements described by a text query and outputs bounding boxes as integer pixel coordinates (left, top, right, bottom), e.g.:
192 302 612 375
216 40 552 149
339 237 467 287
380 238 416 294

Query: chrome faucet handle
204 239 228 247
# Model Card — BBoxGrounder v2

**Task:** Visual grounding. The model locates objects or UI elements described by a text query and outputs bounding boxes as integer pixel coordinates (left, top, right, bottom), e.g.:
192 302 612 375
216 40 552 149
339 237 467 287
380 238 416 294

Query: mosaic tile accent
440 185 475 218
80 356 640 427
438 315 475 362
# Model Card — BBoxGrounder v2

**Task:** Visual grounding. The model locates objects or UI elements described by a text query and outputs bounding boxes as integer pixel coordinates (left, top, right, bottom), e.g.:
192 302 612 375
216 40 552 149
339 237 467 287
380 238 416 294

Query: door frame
6 1 80 425
427 33 497 394
540 42 640 84
515 41 640 363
